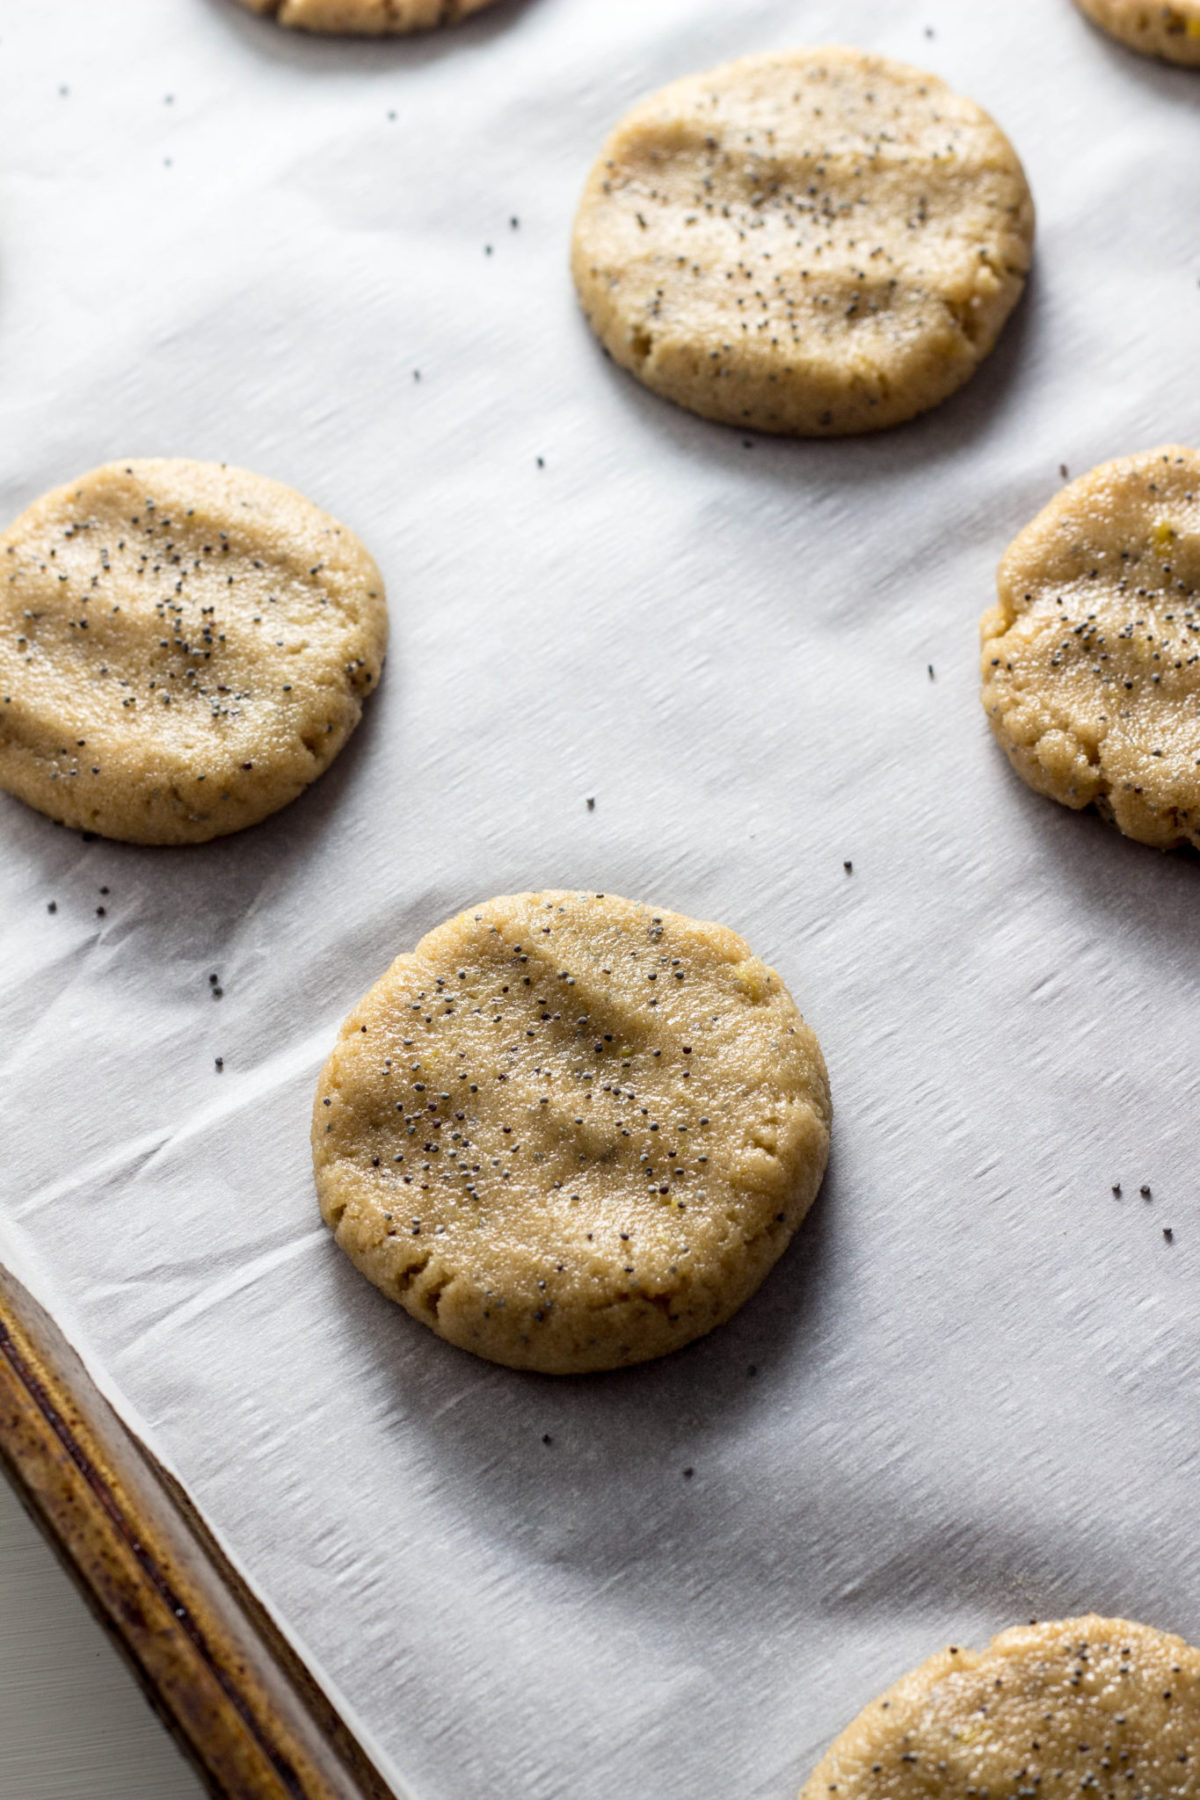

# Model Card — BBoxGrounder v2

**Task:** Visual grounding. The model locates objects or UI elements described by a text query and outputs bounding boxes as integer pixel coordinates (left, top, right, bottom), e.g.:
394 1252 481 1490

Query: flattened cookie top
0 460 387 845
571 48 1034 436
313 890 831 1374
797 1616 1200 1800
1075 0 1200 66
981 446 1200 851
235 0 497 34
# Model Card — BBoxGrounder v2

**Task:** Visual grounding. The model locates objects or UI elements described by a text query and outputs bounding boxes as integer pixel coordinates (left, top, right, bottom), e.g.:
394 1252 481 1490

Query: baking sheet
2 2 1199 1797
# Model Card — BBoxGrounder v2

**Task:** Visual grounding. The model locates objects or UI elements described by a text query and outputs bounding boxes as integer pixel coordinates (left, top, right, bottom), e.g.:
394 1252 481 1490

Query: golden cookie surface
313 890 831 1374
235 0 496 34
798 1615 1200 1800
0 460 387 845
981 446 1200 850
1075 0 1200 65
571 48 1034 436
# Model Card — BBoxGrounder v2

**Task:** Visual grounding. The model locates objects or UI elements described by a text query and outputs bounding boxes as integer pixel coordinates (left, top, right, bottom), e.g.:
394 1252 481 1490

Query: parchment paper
2 3 1199 1797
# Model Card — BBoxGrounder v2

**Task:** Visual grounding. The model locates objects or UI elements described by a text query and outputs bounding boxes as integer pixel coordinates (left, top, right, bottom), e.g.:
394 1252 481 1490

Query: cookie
570 48 1034 436
797 1615 1200 1800
1075 0 1200 65
0 460 387 845
312 890 831 1374
234 0 497 34
981 446 1200 851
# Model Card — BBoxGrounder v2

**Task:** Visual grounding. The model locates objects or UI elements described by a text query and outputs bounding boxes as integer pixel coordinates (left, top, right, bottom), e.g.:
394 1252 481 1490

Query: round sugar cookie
1075 0 1200 65
981 446 1200 851
234 0 497 34
570 48 1035 437
0 460 387 845
313 890 832 1374
797 1615 1200 1800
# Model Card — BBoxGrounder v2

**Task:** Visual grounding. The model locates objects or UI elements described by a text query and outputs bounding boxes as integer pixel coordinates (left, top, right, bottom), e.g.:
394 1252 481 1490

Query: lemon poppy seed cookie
981 447 1200 851
313 891 831 1374
797 1615 1200 1800
1075 0 1200 66
571 48 1034 437
234 0 497 35
0 460 387 844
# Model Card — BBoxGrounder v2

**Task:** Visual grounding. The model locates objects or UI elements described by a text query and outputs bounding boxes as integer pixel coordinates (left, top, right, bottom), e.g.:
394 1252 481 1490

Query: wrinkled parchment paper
2 3 1199 1796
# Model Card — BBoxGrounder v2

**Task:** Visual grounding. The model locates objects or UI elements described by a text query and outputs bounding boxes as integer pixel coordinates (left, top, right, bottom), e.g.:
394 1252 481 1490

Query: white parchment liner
1 3 1199 1796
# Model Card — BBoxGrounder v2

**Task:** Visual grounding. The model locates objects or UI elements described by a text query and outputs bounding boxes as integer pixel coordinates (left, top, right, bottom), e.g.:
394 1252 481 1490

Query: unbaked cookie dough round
0 460 387 845
313 890 831 1373
234 0 497 34
981 446 1200 851
797 1615 1200 1800
1075 0 1200 66
571 48 1035 436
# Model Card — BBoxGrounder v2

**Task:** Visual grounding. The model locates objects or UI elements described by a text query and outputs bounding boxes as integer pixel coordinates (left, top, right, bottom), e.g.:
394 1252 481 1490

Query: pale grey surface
0 4 1198 1800
0 1472 205 1800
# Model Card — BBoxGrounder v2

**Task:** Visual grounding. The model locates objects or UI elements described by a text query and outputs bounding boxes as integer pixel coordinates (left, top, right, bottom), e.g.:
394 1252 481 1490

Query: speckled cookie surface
981 446 1200 850
235 0 496 34
313 890 831 1374
0 460 387 845
570 48 1034 436
1075 0 1200 65
797 1615 1200 1800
